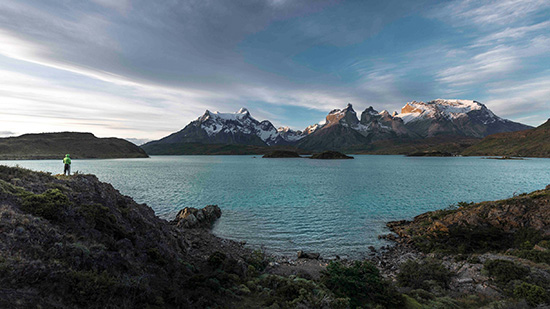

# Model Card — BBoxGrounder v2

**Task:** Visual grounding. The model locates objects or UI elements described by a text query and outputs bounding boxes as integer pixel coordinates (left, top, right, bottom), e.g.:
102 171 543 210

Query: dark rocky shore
1 165 549 308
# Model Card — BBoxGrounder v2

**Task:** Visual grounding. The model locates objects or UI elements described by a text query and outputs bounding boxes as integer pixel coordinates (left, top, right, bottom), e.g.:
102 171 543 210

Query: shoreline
1 165 549 308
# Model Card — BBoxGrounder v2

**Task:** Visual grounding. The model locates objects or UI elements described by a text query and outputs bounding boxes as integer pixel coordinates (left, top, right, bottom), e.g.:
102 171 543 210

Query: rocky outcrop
387 187 550 243
173 205 222 228
0 165 256 308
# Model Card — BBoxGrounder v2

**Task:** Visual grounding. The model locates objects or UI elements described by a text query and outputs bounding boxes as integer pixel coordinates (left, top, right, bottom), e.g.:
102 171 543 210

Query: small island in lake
484 156 525 160
310 151 353 159
262 150 301 158
406 150 453 157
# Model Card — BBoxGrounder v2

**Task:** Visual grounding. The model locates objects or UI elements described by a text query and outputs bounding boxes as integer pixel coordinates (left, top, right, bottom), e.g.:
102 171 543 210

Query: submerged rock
173 205 222 229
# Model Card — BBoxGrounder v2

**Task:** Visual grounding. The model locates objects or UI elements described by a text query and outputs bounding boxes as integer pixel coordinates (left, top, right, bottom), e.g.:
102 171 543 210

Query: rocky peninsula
1 165 549 308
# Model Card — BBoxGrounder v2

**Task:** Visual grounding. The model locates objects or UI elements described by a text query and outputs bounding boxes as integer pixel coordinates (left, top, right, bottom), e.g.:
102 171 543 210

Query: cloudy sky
1 0 549 143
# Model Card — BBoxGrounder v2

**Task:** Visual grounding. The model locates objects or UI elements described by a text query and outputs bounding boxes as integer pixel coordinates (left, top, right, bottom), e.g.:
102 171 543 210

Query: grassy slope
462 120 550 157
0 132 148 159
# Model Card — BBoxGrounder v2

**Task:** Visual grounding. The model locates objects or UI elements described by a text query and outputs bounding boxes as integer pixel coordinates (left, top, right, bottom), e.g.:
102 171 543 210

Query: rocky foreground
1 165 549 308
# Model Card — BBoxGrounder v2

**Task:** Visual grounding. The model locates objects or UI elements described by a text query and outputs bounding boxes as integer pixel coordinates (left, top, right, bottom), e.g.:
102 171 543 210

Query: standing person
63 154 71 175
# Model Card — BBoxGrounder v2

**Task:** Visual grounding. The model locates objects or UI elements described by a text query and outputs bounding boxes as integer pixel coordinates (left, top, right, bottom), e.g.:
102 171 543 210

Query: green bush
513 228 543 249
483 260 528 284
513 282 548 306
66 270 118 307
258 274 347 308
538 240 550 249
207 251 227 269
77 203 128 241
246 249 268 272
413 225 512 254
397 259 454 291
20 188 70 221
321 261 403 308
509 249 550 265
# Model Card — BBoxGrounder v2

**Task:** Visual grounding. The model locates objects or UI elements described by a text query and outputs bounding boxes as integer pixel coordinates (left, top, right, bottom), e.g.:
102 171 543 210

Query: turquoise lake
2 155 550 258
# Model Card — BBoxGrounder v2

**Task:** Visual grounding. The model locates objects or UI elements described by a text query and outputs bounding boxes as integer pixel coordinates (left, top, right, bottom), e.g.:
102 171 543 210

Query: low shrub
246 249 268 272
20 188 70 221
321 260 403 308
66 270 119 307
77 203 129 241
258 274 348 308
207 251 227 269
513 282 548 306
397 259 454 291
509 249 550 265
513 228 544 249
483 260 528 284
413 225 512 254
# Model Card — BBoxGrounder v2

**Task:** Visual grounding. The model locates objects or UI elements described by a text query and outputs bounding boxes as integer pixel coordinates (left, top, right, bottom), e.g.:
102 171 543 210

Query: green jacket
63 155 71 165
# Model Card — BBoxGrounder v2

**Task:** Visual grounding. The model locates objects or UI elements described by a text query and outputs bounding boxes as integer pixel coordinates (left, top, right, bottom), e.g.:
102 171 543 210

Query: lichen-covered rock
173 205 222 228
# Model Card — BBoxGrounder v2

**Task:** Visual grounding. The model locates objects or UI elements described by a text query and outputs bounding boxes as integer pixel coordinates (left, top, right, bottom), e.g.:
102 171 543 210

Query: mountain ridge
142 99 532 154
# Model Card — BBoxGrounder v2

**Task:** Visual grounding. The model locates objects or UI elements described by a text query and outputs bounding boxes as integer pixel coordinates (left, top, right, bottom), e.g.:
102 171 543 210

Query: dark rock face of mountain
0 132 148 159
462 119 550 157
297 104 368 150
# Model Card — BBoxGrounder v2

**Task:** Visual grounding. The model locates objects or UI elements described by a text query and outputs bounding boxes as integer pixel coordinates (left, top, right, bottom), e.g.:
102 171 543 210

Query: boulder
297 250 320 259
173 205 222 229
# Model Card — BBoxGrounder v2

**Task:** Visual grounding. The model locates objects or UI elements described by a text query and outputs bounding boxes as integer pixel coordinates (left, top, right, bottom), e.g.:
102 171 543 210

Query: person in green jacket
63 154 71 175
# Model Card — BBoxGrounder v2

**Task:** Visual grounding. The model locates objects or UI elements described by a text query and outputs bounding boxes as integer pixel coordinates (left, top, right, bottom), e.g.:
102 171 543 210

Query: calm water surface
3 155 550 258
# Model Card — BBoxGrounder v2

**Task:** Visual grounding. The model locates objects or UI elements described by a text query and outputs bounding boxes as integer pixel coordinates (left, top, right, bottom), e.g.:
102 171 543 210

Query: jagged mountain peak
363 106 378 115
237 107 250 114
326 103 359 127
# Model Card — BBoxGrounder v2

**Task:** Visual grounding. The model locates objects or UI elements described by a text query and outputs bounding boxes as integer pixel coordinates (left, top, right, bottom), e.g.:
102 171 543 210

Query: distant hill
0 132 148 159
462 119 550 157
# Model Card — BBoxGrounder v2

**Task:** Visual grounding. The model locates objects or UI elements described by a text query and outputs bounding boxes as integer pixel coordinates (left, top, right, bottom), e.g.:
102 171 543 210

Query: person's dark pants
64 164 70 175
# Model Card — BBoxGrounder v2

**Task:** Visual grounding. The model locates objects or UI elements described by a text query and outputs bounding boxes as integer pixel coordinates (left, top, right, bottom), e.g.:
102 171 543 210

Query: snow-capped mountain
393 99 531 138
143 100 532 152
143 107 305 148
296 100 531 150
